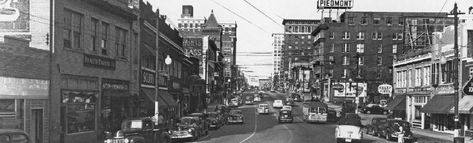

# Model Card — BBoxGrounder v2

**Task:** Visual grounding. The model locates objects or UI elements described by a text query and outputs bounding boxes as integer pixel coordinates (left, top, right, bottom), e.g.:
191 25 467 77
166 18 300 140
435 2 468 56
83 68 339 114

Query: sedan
228 110 244 124
278 110 293 123
257 104 270 114
361 104 388 114
273 100 284 108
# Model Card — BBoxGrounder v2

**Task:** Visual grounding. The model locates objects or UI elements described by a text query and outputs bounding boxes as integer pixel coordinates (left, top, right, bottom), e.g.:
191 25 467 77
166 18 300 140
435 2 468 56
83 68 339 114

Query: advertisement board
317 0 353 9
0 0 29 32
332 82 367 97
183 37 203 59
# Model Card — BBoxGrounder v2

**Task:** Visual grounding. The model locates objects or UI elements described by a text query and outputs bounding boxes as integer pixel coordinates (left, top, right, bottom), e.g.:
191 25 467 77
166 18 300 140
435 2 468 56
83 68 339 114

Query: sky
146 0 472 83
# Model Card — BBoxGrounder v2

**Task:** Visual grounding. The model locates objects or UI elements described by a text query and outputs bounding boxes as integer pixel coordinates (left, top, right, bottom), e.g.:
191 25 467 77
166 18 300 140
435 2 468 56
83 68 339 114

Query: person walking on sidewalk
396 123 405 143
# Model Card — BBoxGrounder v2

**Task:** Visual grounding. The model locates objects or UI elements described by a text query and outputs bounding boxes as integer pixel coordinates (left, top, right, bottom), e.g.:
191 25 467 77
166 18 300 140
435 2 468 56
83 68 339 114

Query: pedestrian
397 123 405 143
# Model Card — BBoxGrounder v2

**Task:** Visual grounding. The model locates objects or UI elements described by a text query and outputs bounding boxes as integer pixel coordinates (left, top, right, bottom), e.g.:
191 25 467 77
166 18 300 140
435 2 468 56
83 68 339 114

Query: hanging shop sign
183 38 203 58
378 84 393 94
141 69 156 86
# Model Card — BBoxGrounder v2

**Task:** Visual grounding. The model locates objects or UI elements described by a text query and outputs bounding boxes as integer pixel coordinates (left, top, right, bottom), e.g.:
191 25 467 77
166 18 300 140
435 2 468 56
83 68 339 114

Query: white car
273 100 284 108
257 104 270 114
281 105 292 111
335 125 363 143
254 96 261 102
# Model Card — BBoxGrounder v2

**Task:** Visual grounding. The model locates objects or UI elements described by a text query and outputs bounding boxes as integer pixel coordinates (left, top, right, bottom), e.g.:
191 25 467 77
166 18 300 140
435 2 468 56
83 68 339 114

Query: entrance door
31 109 43 143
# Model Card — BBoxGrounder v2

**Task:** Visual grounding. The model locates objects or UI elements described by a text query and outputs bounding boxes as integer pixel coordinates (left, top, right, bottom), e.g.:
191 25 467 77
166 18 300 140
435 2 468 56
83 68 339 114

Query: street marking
283 125 294 143
239 108 258 143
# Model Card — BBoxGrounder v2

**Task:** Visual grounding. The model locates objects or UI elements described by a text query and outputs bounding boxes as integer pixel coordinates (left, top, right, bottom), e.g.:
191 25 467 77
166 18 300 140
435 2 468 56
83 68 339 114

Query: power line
209 0 268 33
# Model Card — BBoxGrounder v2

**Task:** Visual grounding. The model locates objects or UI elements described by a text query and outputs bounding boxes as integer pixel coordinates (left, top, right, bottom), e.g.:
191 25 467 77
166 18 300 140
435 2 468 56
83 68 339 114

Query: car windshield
259 104 268 108
230 110 242 115
180 118 196 125
309 107 326 113
275 100 282 103
281 110 291 114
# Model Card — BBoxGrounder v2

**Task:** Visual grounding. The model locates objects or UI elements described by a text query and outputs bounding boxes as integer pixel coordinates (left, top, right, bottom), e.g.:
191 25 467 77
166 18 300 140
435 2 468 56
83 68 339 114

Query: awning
140 88 166 107
450 95 473 114
158 90 178 106
421 94 454 114
385 94 406 110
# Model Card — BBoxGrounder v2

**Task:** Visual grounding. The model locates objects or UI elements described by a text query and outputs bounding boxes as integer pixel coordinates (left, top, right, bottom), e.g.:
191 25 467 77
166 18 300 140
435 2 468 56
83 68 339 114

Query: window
377 56 382 65
90 18 98 52
377 44 383 53
342 32 350 40
330 44 335 52
386 17 392 25
356 44 364 53
470 67 473 79
373 18 381 25
101 22 109 55
372 32 383 40
357 32 364 40
343 56 349 65
361 17 368 25
295 26 299 33
393 44 397 53
397 33 403 40
348 17 354 25
415 68 421 86
424 66 430 86
398 17 404 25
342 69 348 78
343 44 350 53
115 27 128 58
358 56 364 65
62 90 97 134
63 9 82 49
329 32 335 39
329 56 334 64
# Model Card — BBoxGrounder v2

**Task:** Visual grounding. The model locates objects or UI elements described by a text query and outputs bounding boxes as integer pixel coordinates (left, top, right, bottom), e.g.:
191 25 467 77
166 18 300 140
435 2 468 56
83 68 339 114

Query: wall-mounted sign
333 82 367 97
317 0 353 9
84 54 116 70
0 76 49 97
102 78 129 91
141 69 155 86
378 84 393 94
157 74 168 88
183 38 203 58
463 77 473 95
332 84 344 91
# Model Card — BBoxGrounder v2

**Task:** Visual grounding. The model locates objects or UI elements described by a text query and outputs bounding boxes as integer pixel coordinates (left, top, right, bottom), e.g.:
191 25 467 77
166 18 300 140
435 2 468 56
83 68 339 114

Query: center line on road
239 108 258 143
283 125 294 143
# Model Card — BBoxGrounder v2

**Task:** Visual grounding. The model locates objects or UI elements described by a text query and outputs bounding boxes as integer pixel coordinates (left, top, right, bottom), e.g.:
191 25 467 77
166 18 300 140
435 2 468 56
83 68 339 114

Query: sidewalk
411 128 473 142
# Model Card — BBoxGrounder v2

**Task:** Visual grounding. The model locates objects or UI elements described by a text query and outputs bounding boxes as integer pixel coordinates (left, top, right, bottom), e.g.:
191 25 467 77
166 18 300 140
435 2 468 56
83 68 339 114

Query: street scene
1 0 473 143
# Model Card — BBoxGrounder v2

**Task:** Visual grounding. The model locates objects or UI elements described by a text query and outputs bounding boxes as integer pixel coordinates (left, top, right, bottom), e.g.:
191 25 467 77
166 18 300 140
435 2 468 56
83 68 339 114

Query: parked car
285 98 295 106
169 116 204 142
230 98 240 107
254 96 261 102
335 113 363 143
378 119 415 142
278 110 294 123
257 103 270 114
292 93 302 102
187 113 209 135
360 104 388 114
228 110 244 124
206 112 224 129
103 117 170 143
281 105 292 111
273 100 284 108
0 129 30 143
364 117 388 135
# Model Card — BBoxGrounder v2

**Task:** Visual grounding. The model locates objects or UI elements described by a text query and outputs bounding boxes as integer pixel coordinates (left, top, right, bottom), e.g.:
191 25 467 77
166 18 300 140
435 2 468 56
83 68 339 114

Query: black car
292 94 302 102
364 117 388 135
206 112 224 129
361 104 388 114
378 119 415 142
278 110 293 123
103 117 170 143
0 129 30 143
188 113 210 135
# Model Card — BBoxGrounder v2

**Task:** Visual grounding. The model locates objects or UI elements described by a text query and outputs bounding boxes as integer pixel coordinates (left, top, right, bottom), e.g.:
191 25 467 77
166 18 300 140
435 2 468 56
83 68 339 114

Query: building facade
220 22 237 100
272 33 284 90
282 19 320 96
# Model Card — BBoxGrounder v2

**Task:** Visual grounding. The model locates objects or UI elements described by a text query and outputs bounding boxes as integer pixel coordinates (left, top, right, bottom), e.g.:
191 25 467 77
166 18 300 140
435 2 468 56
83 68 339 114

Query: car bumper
228 120 243 123
336 138 362 143
170 134 194 139
279 118 293 122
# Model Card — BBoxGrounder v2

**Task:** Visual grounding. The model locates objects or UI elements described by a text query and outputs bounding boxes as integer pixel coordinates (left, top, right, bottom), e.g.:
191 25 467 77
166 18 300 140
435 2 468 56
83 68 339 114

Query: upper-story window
330 44 335 52
101 22 109 56
115 27 128 58
386 17 393 25
377 56 382 65
329 56 334 64
329 32 335 39
358 56 364 65
342 32 350 40
357 32 364 40
373 18 381 25
372 32 383 40
377 44 383 53
90 18 98 52
342 69 348 78
343 56 349 65
343 44 350 53
64 9 83 49
356 44 364 53
398 17 404 25
392 44 397 54
348 16 355 25
361 17 368 25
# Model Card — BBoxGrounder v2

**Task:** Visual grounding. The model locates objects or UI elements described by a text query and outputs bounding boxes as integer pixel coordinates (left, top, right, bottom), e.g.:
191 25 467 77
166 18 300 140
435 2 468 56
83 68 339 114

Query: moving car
228 110 244 124
187 113 209 135
230 98 240 107
103 117 170 143
360 104 388 114
364 117 387 136
206 112 224 129
278 110 294 123
245 95 254 105
254 96 261 102
273 100 284 108
0 129 30 143
257 103 270 114
335 113 363 143
378 119 415 142
169 116 204 142
303 102 329 123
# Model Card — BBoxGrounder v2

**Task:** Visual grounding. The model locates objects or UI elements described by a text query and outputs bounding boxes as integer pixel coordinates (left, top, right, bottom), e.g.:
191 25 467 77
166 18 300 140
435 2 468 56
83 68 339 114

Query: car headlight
168 130 172 134
124 138 130 143
188 129 193 133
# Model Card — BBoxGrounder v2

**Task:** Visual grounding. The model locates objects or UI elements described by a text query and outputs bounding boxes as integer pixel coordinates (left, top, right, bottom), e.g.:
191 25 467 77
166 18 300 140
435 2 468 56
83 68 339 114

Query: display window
62 91 98 134
0 99 24 129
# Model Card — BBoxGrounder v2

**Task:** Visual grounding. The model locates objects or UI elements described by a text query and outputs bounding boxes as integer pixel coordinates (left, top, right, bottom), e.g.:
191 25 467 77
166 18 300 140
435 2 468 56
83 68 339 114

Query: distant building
272 33 284 90
259 79 272 90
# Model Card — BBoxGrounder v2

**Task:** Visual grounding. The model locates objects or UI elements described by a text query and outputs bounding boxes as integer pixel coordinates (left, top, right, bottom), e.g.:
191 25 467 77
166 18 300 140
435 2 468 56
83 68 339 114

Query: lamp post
165 55 173 117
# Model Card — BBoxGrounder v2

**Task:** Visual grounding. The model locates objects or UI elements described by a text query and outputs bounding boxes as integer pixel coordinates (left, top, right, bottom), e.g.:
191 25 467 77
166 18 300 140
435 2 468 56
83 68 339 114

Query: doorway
31 109 43 143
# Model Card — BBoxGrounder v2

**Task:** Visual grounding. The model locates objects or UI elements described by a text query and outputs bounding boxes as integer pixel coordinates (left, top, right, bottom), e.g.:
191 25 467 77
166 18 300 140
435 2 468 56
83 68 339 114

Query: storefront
420 94 455 133
450 95 473 136
385 94 406 120
100 78 131 133
405 91 431 129
0 76 49 143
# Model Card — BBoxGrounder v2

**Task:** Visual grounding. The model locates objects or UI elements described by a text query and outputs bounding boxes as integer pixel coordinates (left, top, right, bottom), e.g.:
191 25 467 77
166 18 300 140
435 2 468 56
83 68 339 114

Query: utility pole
452 3 464 143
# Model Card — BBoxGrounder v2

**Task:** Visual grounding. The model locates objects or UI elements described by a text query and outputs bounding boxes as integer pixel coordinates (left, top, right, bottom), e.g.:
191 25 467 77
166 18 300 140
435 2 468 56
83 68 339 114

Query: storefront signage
463 77 473 95
317 0 353 9
102 79 129 91
333 82 367 97
332 84 344 90
141 69 155 86
84 54 116 70
157 74 168 88
378 84 392 94
183 38 203 58
0 76 49 97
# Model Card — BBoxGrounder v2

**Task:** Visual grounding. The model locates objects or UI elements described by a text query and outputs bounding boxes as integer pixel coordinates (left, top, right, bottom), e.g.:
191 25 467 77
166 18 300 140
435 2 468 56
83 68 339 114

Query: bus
302 102 329 123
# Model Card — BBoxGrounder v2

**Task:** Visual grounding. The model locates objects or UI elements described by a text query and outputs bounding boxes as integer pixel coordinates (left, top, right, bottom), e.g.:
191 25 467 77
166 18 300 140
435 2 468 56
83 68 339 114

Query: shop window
0 99 23 129
62 91 98 134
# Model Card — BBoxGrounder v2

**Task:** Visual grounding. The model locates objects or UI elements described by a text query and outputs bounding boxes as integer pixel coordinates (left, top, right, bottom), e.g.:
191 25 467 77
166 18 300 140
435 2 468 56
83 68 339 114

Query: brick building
272 33 284 90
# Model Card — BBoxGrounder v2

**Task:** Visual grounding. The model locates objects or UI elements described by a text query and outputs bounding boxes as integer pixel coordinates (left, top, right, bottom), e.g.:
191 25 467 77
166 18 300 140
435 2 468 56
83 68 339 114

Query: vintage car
230 98 240 107
257 103 270 114
278 110 294 123
0 129 30 143
187 113 209 135
285 98 295 106
272 100 284 108
292 93 302 102
206 112 224 129
360 104 388 114
169 116 204 142
335 114 363 143
364 117 387 136
228 110 244 124
281 105 292 111
103 117 170 143
378 119 415 142
254 96 261 102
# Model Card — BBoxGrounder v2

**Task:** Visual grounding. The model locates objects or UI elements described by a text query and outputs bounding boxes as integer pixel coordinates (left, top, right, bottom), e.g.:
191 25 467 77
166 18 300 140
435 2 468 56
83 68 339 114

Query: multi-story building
282 19 320 96
221 22 237 98
312 12 444 104
272 33 284 90
177 5 205 36
49 1 139 142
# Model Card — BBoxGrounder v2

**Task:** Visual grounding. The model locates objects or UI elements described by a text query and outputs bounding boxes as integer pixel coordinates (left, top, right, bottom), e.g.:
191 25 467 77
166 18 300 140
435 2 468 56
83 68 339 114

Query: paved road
194 91 392 143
